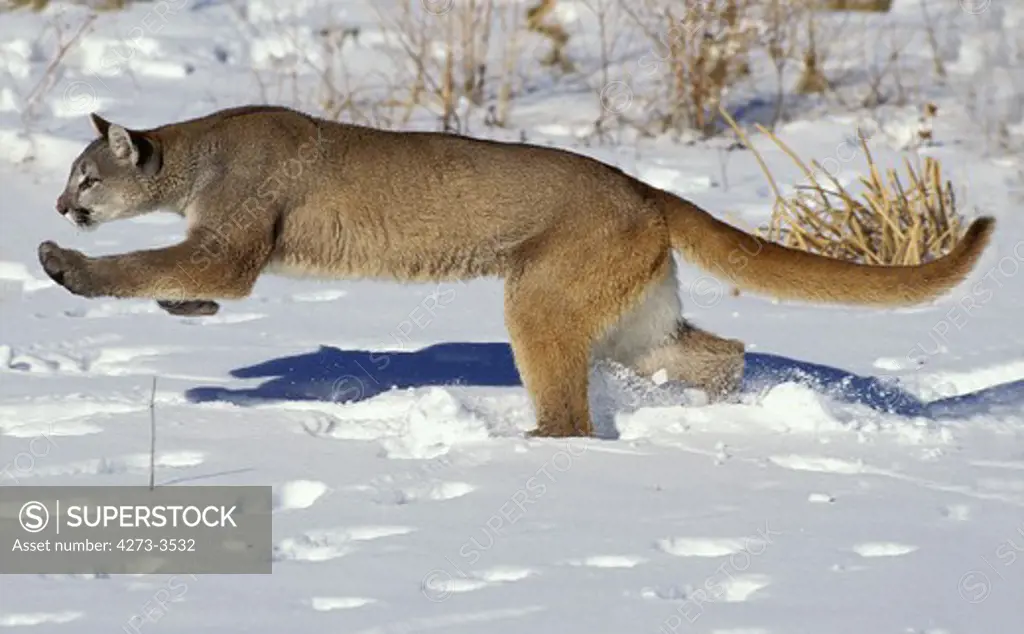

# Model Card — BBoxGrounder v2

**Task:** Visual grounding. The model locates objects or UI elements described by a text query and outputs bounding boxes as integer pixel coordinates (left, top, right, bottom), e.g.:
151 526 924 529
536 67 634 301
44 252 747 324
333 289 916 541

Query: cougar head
55 113 165 230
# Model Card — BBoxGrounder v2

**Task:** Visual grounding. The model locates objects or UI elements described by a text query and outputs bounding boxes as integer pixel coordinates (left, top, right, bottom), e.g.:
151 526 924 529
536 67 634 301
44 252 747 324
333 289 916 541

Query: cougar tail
659 191 996 307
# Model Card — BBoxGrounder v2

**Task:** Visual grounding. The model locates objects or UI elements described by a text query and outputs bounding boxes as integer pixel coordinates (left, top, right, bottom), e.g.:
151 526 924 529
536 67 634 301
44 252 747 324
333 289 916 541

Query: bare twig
21 12 95 126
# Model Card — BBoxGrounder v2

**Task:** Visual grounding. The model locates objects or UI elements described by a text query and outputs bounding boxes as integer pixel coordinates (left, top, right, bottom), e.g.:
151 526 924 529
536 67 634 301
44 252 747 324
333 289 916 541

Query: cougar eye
79 176 99 190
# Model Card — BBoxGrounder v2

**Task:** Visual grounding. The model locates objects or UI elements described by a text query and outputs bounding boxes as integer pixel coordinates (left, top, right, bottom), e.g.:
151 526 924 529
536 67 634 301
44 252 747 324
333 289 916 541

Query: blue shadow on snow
184 342 1024 421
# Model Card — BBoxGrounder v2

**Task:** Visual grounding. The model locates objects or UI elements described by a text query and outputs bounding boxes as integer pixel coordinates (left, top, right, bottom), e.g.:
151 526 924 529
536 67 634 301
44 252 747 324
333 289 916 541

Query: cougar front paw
157 300 220 316
38 241 102 298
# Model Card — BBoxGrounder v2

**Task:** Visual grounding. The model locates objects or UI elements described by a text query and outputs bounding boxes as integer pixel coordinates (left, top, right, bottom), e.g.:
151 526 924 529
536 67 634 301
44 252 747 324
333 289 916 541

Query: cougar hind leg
634 321 745 401
507 215 671 437
592 259 745 401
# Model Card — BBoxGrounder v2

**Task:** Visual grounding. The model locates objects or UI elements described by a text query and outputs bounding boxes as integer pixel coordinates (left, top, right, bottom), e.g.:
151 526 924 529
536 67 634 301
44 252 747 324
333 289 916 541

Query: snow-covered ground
2 0 1024 632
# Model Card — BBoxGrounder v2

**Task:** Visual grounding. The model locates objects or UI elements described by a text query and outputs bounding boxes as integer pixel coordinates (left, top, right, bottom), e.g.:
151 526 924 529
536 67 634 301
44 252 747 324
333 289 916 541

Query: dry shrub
814 0 892 11
761 0 804 126
229 0 410 130
309 24 402 129
3 0 142 9
4 9 96 130
721 109 968 267
374 0 523 133
526 0 572 72
795 0 829 95
2 0 49 8
620 0 759 138
798 0 925 111
233 0 529 133
370 0 528 133
601 0 902 136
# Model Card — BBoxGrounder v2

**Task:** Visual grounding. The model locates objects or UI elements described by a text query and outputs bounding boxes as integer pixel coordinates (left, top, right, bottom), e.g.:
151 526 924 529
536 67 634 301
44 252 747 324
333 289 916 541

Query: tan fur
38 105 996 437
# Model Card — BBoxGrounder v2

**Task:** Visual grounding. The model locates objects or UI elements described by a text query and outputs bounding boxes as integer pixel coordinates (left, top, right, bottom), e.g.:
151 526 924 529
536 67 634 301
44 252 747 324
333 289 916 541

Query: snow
1 0 1024 633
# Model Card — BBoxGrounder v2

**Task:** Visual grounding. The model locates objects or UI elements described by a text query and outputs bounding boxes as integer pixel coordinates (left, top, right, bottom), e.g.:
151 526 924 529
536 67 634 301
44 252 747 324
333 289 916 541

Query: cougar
38 105 995 437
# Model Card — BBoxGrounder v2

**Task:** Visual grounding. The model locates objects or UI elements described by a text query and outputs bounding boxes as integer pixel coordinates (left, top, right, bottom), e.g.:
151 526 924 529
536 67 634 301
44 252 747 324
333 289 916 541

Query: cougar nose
56 192 70 215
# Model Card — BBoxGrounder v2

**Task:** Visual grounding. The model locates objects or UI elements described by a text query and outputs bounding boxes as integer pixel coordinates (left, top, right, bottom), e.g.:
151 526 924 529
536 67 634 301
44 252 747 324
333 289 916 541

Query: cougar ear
107 124 136 162
89 112 111 138
107 124 163 177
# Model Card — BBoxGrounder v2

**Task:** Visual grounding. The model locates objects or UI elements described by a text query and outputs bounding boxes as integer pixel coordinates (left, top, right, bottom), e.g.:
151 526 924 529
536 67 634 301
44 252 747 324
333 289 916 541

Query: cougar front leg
38 229 271 302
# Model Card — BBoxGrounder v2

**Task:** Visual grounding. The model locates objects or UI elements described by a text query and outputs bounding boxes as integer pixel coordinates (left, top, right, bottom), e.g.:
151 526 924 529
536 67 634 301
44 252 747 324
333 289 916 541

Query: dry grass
721 107 968 267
